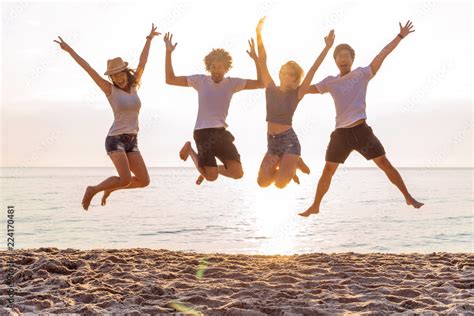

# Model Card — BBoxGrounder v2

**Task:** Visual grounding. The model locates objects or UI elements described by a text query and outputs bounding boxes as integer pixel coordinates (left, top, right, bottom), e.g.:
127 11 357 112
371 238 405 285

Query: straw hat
104 57 129 75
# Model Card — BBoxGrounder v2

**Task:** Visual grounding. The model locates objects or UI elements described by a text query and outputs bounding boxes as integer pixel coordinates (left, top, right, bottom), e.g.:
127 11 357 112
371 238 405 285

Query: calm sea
1 167 472 254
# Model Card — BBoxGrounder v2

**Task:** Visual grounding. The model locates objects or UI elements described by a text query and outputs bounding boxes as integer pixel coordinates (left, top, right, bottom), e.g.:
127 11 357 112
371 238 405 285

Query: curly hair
204 48 233 73
333 44 355 61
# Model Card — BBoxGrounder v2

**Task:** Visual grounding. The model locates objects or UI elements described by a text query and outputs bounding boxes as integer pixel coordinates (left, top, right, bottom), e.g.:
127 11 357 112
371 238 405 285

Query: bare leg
82 151 132 210
195 174 205 185
179 141 215 185
179 141 192 161
195 166 218 185
373 155 424 209
292 173 300 184
257 153 280 187
274 154 299 189
101 152 150 206
292 157 310 184
218 160 244 180
180 141 203 173
299 162 339 217
297 157 311 174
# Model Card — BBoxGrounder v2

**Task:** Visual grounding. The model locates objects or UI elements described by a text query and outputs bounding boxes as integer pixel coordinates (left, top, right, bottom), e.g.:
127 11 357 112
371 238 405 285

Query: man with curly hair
163 33 263 185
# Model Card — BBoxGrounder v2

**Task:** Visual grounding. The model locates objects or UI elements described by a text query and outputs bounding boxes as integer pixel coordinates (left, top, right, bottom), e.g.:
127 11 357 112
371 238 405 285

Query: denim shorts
105 133 140 154
267 128 301 157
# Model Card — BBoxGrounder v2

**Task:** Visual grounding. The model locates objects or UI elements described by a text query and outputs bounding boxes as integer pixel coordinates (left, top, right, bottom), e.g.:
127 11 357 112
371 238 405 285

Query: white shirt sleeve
229 77 247 93
314 77 330 94
187 74 204 90
361 66 374 80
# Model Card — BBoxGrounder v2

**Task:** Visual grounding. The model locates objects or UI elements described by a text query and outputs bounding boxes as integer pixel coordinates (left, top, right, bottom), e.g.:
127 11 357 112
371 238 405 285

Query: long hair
109 68 140 91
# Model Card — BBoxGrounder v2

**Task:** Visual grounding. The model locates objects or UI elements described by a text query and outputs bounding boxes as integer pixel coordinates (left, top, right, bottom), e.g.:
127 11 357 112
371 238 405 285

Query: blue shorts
105 134 140 155
267 128 301 157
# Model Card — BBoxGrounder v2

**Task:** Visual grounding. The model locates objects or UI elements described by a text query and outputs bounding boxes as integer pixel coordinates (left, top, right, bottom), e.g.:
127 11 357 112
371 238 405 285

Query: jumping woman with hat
54 24 161 210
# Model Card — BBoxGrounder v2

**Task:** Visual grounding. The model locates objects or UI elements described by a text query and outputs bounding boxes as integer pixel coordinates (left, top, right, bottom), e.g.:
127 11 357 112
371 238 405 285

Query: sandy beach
0 248 472 315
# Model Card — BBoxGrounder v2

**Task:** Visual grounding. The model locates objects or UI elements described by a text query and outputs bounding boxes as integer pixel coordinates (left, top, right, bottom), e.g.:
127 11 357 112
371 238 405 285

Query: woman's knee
257 176 272 188
117 174 132 187
274 176 291 189
139 176 151 187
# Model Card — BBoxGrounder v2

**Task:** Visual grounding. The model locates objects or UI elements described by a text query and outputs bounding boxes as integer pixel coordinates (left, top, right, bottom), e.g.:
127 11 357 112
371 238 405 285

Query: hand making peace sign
147 23 161 40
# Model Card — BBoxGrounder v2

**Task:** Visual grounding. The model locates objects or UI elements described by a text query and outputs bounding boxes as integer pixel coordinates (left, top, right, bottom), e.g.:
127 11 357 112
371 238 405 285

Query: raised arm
135 23 161 83
306 85 320 94
298 29 335 100
163 32 188 87
370 20 415 75
54 36 111 96
242 38 264 90
255 17 274 88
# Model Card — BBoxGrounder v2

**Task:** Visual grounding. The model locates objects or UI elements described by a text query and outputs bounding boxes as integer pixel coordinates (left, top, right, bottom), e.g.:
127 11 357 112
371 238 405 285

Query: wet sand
0 248 472 315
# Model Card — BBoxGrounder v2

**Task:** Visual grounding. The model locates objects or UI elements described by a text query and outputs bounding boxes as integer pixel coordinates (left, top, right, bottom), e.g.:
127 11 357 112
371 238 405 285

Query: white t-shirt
315 66 374 128
187 75 247 130
107 85 141 136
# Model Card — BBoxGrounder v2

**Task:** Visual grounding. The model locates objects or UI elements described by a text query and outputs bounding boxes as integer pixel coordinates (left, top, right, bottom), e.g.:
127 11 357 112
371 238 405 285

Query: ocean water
0 167 472 254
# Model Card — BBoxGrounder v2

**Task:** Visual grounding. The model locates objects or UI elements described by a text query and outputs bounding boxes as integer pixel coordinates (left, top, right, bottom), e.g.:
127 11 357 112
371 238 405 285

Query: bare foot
292 174 300 184
196 175 205 185
406 197 424 209
297 158 310 174
179 141 191 161
101 190 112 206
298 205 319 217
81 186 97 211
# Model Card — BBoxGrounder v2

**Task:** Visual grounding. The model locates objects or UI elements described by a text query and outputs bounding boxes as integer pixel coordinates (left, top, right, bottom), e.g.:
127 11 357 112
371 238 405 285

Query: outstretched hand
53 36 72 52
324 29 335 48
148 23 161 39
246 38 258 60
256 16 266 34
399 20 415 38
164 32 178 52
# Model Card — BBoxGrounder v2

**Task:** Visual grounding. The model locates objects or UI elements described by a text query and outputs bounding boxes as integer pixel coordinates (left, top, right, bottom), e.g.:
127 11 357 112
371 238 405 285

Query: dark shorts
325 122 385 163
267 128 301 157
105 133 140 155
193 128 241 168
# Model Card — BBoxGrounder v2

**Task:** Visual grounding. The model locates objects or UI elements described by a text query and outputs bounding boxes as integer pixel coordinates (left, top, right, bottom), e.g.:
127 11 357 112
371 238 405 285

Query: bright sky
1 0 472 168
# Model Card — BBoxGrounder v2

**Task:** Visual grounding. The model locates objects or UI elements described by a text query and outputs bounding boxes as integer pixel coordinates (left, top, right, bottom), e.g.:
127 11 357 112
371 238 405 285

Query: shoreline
0 248 472 314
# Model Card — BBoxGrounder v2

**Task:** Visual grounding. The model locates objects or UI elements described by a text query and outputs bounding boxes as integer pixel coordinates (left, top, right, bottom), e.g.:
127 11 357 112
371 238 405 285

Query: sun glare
252 184 299 255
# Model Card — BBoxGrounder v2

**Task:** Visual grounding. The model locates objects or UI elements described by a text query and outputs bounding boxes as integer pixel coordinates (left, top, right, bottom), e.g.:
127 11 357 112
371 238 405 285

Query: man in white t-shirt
300 21 423 217
163 33 264 184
